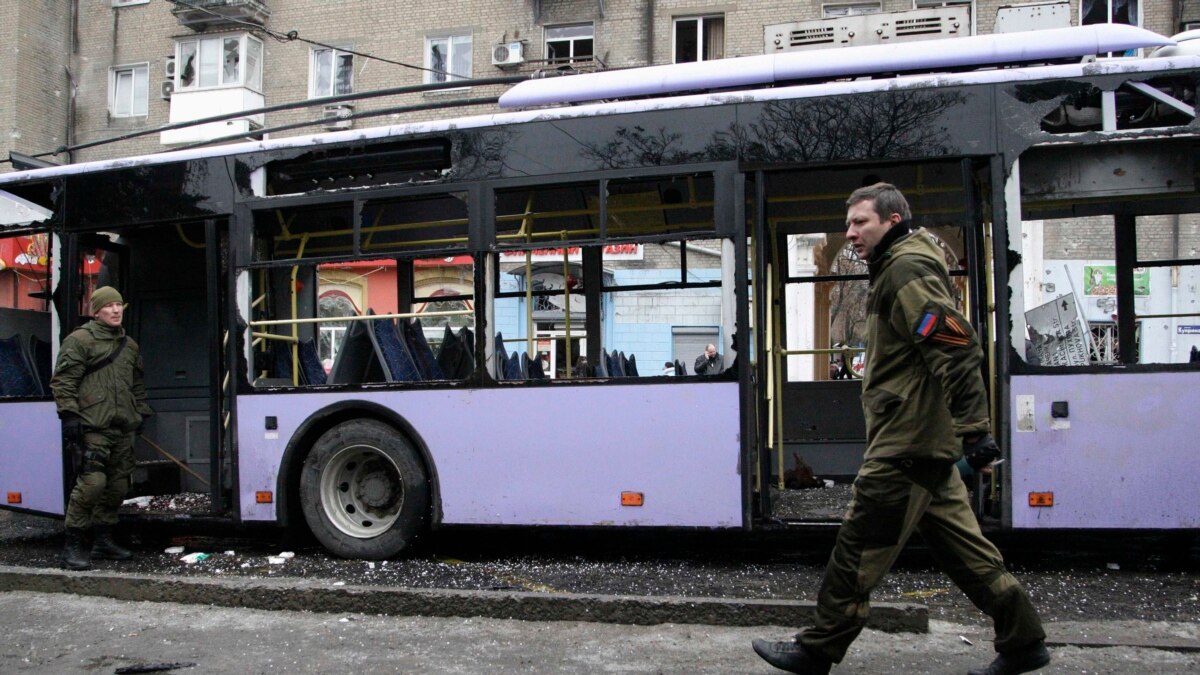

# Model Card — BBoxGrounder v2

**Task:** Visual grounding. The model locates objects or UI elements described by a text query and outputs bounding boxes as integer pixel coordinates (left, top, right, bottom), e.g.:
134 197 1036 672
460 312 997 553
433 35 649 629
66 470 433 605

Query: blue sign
1178 326 1200 335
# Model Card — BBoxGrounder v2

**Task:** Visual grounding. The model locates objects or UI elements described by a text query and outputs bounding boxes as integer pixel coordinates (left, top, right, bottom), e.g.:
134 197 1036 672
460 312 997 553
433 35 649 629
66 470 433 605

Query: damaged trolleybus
1 23 1198 558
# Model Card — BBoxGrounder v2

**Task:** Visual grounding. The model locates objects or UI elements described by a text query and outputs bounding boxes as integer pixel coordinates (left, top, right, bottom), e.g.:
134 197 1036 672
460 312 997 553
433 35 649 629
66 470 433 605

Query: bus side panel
237 382 743 527
0 401 64 516
1009 372 1200 529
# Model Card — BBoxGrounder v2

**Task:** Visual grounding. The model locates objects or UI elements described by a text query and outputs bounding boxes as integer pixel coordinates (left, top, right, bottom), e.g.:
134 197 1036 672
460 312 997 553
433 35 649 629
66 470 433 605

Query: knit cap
90 286 124 315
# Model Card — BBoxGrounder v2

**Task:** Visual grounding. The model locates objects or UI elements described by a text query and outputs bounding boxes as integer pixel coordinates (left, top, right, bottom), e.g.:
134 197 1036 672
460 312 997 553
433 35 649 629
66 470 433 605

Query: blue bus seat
0 334 39 397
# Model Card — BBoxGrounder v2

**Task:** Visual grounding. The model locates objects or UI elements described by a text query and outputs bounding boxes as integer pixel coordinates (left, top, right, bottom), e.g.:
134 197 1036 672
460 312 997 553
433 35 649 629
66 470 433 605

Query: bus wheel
299 419 428 559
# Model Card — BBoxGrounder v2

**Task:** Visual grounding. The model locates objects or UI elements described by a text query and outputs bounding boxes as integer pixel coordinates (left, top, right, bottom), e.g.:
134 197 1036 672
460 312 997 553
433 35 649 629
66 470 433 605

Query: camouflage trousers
65 426 136 529
798 458 1045 663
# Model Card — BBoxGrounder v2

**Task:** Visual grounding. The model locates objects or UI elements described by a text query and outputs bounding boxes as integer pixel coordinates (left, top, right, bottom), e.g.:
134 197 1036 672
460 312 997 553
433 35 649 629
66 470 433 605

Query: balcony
172 0 270 32
160 88 265 146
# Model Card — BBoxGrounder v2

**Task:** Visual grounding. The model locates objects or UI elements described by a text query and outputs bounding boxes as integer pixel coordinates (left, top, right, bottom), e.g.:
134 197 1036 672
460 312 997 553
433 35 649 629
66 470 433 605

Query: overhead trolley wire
3 1 554 164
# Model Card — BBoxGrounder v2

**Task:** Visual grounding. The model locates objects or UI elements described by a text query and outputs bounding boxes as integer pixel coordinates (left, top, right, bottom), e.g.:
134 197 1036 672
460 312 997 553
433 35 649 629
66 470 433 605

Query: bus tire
299 418 428 559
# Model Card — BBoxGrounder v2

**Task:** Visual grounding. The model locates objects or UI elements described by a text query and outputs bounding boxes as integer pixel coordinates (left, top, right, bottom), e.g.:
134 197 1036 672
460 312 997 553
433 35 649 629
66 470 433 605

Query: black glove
61 412 83 446
963 433 1001 470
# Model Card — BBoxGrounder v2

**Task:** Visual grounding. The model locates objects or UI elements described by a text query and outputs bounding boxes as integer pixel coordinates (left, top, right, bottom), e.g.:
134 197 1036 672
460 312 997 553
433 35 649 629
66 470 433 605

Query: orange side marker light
1028 492 1054 507
620 491 644 507
255 491 273 504
6 492 20 504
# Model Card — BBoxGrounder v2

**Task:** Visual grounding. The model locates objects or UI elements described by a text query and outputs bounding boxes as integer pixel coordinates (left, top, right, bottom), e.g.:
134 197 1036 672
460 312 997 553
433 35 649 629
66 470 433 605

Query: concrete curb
0 565 928 633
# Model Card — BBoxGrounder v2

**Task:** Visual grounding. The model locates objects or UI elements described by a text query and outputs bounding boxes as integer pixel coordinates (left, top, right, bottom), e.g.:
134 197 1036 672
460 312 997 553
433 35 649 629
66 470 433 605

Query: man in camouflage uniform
51 286 153 570
753 184 1049 675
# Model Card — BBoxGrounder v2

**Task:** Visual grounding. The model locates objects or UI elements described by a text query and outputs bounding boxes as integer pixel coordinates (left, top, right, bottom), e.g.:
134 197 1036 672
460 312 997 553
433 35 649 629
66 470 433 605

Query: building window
311 48 354 97
1082 0 1141 55
914 0 972 8
822 2 882 17
110 64 148 117
546 24 594 64
176 34 264 92
1082 0 1139 27
112 0 149 6
426 34 472 84
673 15 724 63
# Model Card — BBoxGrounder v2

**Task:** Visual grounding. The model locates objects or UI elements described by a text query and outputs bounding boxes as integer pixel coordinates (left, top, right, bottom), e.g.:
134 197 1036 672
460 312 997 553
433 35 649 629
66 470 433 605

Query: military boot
62 527 92 571
92 524 133 560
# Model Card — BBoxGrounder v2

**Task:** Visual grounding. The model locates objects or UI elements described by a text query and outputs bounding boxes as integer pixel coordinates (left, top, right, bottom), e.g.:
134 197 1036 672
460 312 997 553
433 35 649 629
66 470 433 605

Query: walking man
752 184 1049 675
51 286 153 570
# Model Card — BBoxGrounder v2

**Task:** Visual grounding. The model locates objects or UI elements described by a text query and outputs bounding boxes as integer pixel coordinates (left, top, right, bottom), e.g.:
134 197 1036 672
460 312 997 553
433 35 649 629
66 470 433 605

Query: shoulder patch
913 303 972 346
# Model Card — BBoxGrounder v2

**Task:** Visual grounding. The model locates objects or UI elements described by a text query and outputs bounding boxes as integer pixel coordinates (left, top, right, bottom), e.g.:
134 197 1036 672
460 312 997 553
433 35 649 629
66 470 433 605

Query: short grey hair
846 182 912 222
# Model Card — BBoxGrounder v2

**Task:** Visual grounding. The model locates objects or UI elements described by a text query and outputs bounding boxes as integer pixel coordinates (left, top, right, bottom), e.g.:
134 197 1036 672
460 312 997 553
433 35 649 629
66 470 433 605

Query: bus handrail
248 309 472 328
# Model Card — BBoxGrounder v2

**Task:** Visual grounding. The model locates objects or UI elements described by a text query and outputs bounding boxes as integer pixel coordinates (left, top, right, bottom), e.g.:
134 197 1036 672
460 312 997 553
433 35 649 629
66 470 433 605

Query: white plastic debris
959 635 974 645
268 556 287 565
277 551 295 559
338 617 350 623
1107 562 1120 570
367 562 376 569
224 550 236 556
240 562 251 568
332 581 346 586
180 552 210 564
164 546 185 554
823 479 835 488
122 496 152 508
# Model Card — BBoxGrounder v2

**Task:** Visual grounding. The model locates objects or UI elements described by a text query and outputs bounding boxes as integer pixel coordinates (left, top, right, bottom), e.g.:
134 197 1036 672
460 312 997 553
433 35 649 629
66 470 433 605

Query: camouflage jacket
50 320 152 431
861 227 991 461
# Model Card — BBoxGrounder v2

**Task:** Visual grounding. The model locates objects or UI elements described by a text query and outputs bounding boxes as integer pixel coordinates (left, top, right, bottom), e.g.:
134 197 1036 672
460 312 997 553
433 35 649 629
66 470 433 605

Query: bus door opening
758 162 986 523
81 222 229 518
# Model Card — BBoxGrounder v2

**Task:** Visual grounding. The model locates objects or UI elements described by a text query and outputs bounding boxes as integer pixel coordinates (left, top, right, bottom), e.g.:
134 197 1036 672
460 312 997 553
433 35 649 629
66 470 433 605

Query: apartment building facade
0 0 1191 169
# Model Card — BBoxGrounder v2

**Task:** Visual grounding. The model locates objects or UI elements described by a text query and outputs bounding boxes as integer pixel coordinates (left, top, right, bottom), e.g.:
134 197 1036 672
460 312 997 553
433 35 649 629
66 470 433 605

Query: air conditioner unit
164 56 176 79
492 41 525 67
322 104 353 130
159 80 175 100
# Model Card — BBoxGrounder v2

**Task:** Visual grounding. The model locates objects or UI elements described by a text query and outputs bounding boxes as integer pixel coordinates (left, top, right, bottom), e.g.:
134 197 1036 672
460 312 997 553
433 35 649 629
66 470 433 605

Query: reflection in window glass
222 37 240 85
199 37 220 87
246 37 263 91
606 174 715 237
427 34 472 83
254 204 356 261
179 41 197 88
495 183 600 244
359 193 470 256
0 232 53 398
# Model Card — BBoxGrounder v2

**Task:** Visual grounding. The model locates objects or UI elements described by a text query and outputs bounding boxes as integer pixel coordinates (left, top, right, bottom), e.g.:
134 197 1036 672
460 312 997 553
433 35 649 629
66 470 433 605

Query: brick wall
1 0 70 172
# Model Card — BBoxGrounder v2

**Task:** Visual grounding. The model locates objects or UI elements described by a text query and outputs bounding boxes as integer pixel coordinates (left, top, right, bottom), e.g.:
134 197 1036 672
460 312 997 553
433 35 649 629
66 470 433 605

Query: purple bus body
1009 372 1200 529
0 402 64 515
236 381 744 528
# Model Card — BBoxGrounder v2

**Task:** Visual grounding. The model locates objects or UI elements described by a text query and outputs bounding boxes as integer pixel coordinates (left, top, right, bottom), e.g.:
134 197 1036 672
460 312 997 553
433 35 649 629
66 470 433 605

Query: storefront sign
499 243 642 262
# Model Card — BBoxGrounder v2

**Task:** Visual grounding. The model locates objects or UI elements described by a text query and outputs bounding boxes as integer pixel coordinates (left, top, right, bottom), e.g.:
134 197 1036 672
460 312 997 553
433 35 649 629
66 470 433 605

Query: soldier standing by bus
51 286 153 571
752 184 1049 675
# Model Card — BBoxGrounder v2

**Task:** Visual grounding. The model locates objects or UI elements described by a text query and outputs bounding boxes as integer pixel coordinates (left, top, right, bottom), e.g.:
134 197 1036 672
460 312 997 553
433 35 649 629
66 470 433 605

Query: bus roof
498 24 1173 108
0 26 1192 190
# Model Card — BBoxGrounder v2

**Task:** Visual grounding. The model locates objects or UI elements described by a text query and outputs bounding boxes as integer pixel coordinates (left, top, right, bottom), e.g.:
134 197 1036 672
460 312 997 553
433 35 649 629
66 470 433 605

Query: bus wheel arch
279 402 439 559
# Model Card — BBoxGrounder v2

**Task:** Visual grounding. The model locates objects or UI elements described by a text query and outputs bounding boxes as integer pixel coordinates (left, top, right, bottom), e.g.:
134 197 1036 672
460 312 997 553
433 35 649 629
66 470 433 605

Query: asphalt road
2 510 1199 673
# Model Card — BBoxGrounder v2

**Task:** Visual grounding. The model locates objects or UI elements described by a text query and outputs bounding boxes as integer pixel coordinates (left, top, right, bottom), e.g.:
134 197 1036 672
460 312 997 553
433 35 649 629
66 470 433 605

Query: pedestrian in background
693 343 723 375
752 183 1049 675
51 286 153 571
